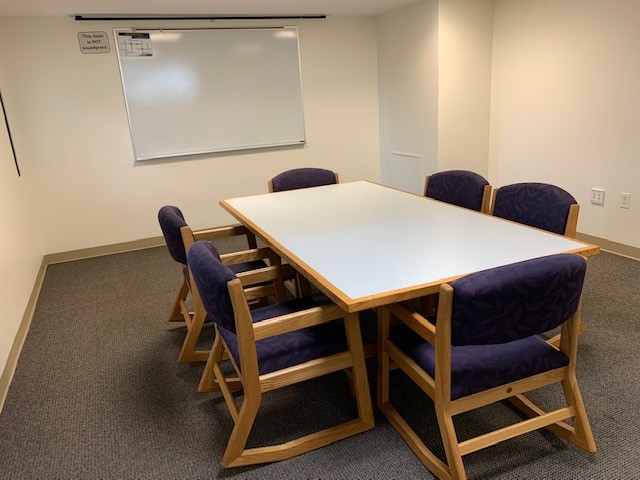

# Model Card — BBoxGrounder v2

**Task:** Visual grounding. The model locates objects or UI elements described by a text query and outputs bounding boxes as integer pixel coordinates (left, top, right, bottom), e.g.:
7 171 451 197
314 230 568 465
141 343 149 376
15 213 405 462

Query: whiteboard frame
114 27 307 161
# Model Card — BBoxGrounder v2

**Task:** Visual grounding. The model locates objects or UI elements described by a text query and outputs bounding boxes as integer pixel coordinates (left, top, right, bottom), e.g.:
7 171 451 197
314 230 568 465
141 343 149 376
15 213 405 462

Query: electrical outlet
591 188 605 205
621 192 631 209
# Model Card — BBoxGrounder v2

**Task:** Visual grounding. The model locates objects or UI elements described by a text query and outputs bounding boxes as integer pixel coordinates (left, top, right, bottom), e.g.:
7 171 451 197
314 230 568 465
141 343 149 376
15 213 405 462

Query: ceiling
0 0 423 17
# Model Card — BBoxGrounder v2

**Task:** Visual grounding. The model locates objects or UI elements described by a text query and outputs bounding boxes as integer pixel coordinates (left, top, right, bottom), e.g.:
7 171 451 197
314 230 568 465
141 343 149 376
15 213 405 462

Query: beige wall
377 0 494 194
437 0 493 176
0 15 380 380
377 0 439 194
0 16 380 254
0 103 43 374
490 0 640 247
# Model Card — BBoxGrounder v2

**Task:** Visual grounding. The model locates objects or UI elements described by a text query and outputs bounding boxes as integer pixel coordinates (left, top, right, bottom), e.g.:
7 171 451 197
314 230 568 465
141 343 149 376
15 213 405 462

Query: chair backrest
424 170 490 212
269 167 338 192
188 241 238 334
158 205 189 265
491 182 578 235
448 254 586 346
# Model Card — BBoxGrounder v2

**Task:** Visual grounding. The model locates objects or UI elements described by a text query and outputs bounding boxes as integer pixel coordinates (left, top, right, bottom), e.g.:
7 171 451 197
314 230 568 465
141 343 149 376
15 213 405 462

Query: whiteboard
115 28 306 161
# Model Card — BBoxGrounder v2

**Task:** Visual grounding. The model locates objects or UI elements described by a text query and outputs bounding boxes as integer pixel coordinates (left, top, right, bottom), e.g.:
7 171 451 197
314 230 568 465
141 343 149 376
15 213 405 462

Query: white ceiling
0 0 423 17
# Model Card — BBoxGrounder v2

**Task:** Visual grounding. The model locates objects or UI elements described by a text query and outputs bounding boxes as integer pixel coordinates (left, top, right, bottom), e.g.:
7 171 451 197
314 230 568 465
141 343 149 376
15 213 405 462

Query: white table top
222 181 599 312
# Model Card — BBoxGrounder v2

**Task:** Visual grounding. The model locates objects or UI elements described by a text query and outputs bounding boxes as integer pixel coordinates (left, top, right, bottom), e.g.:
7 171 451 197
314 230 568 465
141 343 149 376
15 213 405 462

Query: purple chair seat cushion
389 324 569 400
219 297 348 375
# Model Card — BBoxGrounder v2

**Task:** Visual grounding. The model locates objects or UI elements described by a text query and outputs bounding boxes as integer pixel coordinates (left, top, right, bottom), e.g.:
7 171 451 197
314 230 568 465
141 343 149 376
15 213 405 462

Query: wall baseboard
576 232 640 261
0 259 48 413
0 236 166 413
45 236 165 264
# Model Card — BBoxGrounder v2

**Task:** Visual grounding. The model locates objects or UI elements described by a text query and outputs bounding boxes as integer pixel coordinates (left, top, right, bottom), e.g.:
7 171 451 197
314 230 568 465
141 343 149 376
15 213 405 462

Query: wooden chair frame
173 224 281 363
168 224 259 323
424 175 492 214
195 264 374 468
377 285 595 480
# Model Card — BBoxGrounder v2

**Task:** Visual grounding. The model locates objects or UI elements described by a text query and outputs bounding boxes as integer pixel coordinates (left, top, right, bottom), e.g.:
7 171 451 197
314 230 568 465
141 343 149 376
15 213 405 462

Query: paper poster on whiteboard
117 32 153 57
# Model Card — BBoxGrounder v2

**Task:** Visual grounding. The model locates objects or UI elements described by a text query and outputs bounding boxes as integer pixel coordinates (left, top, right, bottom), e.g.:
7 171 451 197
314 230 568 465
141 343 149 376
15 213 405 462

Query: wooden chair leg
435 406 466 480
178 304 209 363
168 276 190 322
377 307 391 410
548 320 584 348
419 294 438 318
254 297 270 309
297 274 313 300
345 341 377 397
561 372 597 453
221 394 262 467
199 333 226 392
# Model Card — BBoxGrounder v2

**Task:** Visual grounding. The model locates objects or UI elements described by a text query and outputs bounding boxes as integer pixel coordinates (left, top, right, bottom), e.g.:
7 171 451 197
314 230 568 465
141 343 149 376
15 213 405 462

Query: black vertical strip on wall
0 88 20 176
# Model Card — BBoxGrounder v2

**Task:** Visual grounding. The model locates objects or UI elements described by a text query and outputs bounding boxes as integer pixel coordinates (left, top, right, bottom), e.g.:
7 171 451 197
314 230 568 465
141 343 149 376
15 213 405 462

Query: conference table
220 181 599 314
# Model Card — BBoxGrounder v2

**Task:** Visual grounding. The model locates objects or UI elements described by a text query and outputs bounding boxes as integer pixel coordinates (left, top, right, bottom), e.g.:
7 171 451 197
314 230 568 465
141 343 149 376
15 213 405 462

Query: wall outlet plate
621 192 631 209
591 188 605 205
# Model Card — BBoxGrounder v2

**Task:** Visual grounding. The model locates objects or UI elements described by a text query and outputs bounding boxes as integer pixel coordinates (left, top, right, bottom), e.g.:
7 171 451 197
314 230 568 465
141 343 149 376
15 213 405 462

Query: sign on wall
78 32 110 54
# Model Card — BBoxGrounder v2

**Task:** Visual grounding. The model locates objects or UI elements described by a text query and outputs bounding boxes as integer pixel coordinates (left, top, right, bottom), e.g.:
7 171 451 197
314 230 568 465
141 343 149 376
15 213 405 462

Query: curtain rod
73 15 327 21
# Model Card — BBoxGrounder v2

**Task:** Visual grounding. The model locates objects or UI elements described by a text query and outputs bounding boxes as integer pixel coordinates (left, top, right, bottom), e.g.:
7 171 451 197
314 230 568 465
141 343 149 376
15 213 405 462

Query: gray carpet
0 241 638 479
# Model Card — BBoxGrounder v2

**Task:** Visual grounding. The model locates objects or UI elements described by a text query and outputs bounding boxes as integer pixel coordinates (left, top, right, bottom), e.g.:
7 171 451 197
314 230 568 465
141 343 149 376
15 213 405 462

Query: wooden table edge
220 192 600 314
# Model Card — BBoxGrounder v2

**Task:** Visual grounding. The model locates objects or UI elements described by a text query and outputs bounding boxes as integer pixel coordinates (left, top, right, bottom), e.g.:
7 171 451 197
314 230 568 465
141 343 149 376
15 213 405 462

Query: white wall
377 0 439 194
0 16 380 254
437 0 493 176
490 0 640 247
0 98 43 375
377 0 494 194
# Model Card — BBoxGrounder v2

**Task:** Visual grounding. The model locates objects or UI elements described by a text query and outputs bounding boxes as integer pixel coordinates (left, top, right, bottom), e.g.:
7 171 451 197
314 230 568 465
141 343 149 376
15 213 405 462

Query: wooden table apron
220 181 599 314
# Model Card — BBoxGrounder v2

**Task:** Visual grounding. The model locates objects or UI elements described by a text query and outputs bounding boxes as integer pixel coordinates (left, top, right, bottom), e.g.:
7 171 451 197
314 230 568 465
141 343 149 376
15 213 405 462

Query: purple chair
424 170 492 213
188 241 373 468
158 206 278 362
268 167 339 192
490 182 579 237
378 254 596 479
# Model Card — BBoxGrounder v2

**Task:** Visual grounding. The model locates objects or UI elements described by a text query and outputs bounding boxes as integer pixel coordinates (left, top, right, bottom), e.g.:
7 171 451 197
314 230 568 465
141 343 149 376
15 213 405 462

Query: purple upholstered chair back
449 254 586 346
187 241 238 333
425 170 489 212
270 168 337 192
158 206 189 265
492 183 577 235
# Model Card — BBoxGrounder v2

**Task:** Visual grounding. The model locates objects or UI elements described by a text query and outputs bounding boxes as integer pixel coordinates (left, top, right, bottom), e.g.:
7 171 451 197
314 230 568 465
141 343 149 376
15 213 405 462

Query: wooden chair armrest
253 304 345 341
193 224 252 241
236 264 298 287
220 247 275 265
385 302 436 346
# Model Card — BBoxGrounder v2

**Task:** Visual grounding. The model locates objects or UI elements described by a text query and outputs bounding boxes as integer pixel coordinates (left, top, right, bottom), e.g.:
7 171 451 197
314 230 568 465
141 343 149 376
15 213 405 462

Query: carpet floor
0 241 638 479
